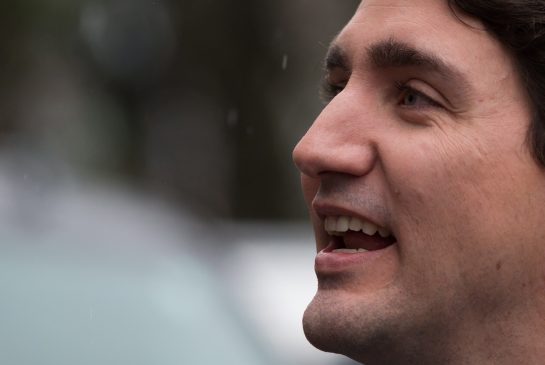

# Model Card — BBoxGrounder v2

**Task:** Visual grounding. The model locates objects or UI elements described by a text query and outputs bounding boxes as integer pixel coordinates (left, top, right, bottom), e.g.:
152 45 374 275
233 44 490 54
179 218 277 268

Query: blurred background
0 0 361 364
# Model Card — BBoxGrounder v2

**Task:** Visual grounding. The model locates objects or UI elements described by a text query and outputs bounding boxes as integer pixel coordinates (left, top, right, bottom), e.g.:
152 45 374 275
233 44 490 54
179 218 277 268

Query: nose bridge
293 98 377 178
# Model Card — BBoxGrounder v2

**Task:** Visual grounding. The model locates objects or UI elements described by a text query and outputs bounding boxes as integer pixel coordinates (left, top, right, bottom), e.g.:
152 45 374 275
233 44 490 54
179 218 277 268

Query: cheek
387 133 507 249
387 127 539 271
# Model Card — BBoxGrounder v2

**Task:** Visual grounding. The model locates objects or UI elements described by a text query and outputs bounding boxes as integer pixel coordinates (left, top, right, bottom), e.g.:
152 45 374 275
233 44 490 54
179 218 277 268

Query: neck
355 292 545 365
442 300 545 365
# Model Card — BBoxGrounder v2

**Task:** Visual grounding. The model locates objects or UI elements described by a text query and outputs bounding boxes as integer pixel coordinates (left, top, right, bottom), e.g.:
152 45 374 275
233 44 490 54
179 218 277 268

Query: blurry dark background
0 0 358 219
0 1 366 365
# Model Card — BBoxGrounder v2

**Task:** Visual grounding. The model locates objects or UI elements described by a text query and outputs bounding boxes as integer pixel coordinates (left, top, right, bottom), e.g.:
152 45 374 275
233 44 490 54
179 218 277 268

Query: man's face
293 0 545 363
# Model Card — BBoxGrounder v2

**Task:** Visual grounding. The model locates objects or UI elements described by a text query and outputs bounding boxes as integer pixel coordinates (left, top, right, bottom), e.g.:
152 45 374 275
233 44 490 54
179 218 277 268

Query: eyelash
320 79 345 104
394 82 442 109
320 79 442 110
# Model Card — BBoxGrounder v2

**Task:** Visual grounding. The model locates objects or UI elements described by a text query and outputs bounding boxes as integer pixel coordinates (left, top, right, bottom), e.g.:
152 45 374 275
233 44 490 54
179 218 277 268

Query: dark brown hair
451 0 545 164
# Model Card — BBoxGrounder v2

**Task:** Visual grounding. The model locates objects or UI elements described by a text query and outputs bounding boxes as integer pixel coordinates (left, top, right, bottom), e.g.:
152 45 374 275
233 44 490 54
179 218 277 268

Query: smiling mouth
324 215 397 252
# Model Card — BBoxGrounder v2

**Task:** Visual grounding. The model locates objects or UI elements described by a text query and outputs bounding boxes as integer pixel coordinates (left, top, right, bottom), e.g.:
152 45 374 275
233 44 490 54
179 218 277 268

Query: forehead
355 0 481 28
337 0 512 79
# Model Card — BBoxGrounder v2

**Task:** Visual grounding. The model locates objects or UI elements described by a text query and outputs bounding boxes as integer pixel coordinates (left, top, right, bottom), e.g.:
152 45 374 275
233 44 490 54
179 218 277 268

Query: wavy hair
451 0 545 164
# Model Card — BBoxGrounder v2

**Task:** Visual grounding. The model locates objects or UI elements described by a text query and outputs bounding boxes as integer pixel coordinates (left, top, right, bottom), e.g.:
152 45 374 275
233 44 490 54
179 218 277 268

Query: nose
292 98 377 179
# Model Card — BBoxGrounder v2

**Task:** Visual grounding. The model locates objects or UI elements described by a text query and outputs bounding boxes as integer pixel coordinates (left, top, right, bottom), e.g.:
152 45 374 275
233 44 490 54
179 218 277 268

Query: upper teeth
325 216 392 238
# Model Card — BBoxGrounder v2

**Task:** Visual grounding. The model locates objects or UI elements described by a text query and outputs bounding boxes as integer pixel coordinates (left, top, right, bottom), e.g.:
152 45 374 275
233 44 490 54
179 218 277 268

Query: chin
302 288 433 365
302 291 384 360
302 303 355 358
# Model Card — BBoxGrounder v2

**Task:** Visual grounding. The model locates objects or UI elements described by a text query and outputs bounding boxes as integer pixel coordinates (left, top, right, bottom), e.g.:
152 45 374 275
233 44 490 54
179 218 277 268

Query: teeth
333 248 369 253
325 215 392 238
348 217 362 231
361 221 378 236
378 227 391 238
325 216 336 232
336 216 349 232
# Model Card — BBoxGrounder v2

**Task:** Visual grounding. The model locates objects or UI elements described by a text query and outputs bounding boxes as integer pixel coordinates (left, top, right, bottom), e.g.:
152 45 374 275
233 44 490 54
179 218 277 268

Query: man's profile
293 0 545 364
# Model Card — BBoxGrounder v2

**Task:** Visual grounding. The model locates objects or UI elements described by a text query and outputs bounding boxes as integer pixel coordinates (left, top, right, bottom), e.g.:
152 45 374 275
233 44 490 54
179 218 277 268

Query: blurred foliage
0 0 358 219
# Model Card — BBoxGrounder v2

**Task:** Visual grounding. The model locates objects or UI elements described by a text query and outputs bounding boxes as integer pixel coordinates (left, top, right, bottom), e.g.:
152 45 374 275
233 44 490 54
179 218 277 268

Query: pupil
405 93 416 105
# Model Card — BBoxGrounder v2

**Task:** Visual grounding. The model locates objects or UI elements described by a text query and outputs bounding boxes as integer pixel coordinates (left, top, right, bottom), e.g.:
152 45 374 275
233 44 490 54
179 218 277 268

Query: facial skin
293 1 545 364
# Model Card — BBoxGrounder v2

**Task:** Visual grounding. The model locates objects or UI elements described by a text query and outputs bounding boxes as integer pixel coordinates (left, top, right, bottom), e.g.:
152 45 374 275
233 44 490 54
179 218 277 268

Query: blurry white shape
0 153 275 365
221 223 352 365
0 148 352 365
282 54 288 70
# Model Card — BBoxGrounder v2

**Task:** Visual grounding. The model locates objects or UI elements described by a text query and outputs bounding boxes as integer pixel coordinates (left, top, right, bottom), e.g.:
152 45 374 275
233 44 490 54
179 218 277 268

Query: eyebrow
324 44 350 71
368 38 463 79
325 38 473 94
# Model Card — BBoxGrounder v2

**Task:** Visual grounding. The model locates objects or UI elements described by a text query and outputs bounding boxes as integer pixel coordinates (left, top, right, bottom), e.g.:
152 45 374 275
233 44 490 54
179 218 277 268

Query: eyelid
321 68 349 103
396 84 442 109
320 80 341 103
397 79 449 109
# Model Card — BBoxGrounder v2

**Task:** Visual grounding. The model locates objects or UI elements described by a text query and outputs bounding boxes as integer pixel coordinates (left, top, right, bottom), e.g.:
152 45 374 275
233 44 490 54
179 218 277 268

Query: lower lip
314 240 397 273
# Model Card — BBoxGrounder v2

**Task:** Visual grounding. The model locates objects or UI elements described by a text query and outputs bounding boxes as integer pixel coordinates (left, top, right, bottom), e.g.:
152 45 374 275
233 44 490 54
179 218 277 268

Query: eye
320 79 346 103
396 83 442 109
320 66 350 104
